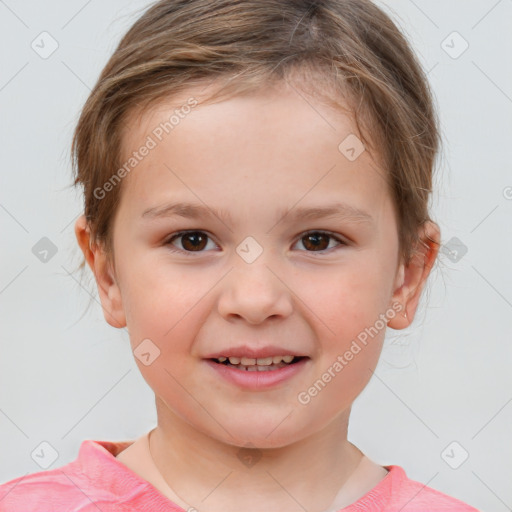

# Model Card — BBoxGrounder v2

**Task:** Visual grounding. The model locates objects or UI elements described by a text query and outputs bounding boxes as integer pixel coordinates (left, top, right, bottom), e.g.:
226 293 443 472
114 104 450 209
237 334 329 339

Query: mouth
205 350 311 389
209 355 308 372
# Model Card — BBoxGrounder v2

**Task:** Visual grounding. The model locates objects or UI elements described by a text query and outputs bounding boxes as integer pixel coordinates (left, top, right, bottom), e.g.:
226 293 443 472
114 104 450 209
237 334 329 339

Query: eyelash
163 230 347 256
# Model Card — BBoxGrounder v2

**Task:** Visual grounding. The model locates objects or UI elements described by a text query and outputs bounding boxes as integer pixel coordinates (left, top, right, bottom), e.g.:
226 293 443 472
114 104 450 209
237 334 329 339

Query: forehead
116 82 392 224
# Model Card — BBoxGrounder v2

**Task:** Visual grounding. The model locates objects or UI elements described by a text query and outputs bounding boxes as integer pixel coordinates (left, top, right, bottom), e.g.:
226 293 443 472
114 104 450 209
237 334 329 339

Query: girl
0 0 480 510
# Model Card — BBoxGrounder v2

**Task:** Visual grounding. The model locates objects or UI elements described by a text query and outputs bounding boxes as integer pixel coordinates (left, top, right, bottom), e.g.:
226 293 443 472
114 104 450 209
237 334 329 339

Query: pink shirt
0 439 479 511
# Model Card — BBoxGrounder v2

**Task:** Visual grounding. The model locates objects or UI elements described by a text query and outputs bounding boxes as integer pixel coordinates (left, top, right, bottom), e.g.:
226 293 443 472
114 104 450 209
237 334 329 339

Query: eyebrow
141 201 373 225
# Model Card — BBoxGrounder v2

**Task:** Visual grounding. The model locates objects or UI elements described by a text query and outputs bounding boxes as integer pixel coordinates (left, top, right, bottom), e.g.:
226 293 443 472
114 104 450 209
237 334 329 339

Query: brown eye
181 232 207 251
296 231 344 253
302 232 329 251
165 230 345 255
166 231 214 253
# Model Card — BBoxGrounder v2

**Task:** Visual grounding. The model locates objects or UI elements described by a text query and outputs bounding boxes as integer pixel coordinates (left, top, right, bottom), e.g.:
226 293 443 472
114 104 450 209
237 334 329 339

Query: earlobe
74 215 127 329
387 221 440 330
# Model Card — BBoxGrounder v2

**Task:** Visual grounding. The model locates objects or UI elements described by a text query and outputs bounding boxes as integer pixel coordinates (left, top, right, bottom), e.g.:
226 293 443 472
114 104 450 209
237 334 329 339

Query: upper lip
205 345 309 359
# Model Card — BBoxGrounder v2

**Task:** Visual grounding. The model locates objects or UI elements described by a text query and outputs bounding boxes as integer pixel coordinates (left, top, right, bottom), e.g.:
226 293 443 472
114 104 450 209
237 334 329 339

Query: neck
149 399 363 512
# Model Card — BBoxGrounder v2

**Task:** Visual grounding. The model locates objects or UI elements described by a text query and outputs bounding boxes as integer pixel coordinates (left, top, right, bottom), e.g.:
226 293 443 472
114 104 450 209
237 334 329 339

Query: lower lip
204 358 309 390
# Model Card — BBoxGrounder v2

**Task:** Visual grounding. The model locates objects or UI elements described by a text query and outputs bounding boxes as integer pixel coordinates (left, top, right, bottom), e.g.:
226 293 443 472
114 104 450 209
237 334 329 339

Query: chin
212 416 309 450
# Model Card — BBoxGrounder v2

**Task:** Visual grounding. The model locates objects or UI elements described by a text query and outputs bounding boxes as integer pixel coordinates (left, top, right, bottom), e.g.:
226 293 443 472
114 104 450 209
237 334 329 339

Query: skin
75 79 440 512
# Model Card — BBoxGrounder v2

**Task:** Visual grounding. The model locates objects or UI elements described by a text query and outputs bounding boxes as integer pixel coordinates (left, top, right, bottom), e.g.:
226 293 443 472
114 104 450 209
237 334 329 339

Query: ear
387 221 440 329
74 214 126 329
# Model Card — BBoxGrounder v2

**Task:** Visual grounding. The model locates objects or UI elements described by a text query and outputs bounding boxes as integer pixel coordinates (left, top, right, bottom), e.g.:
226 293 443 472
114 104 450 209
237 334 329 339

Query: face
82 81 417 449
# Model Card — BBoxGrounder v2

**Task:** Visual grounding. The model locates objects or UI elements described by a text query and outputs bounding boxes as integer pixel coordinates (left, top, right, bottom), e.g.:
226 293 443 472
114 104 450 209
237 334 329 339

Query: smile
212 355 306 372
205 356 310 389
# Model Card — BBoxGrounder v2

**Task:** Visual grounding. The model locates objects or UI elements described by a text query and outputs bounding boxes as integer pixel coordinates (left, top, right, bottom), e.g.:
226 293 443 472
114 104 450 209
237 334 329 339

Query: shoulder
0 440 139 512
0 464 105 512
383 465 480 512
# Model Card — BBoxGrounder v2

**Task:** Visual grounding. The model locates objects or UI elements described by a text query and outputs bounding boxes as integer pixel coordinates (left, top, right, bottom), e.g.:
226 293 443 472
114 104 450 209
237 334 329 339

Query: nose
217 257 293 325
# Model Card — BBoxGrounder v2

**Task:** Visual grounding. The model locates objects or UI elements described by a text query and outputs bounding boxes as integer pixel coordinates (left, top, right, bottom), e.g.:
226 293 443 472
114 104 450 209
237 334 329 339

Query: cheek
293 260 393 402
122 271 208 406
119 257 211 335
294 257 394 336
120 267 222 394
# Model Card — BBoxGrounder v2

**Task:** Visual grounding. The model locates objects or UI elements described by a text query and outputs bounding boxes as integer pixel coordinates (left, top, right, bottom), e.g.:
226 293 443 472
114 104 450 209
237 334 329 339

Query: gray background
1 1 511 510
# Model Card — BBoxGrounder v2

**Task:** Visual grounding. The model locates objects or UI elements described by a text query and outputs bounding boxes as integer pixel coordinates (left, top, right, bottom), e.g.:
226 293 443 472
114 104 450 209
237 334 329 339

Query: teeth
240 364 285 372
221 355 297 365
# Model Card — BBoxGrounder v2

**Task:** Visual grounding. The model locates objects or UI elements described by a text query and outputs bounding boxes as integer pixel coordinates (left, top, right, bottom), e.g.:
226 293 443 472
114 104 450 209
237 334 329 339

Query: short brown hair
71 0 440 275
